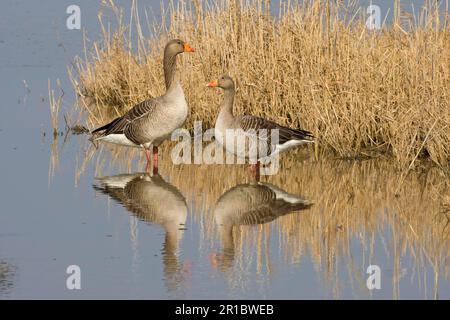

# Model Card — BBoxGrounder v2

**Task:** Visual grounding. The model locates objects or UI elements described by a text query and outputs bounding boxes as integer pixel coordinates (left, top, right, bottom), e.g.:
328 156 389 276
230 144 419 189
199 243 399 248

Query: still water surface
0 0 449 299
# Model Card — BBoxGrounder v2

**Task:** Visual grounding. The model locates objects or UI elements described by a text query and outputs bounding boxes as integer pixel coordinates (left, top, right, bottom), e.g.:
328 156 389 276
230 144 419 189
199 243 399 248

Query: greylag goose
92 39 195 173
94 172 188 291
207 75 314 180
211 182 312 271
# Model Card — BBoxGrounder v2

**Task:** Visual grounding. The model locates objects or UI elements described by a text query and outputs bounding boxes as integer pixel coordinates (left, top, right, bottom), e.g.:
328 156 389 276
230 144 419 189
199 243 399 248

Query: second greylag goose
92 39 195 173
207 76 314 179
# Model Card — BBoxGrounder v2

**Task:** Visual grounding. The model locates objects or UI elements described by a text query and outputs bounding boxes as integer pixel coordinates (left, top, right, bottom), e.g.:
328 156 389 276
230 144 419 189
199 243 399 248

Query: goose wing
92 98 160 143
237 115 314 145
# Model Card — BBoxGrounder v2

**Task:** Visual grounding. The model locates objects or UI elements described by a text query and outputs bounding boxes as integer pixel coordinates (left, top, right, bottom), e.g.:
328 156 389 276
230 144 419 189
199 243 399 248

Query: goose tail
286 127 314 142
91 117 122 134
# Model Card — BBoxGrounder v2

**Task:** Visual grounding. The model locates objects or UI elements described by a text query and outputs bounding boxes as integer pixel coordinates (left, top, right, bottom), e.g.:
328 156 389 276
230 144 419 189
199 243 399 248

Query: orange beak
206 80 218 87
183 43 195 53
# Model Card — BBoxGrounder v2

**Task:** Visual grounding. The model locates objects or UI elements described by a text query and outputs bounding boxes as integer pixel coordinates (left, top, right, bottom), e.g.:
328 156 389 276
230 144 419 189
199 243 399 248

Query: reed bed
69 0 450 170
58 0 450 297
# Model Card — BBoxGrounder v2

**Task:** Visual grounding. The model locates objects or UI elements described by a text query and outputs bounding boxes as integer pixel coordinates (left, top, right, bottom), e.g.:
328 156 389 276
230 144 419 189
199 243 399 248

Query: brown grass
69 0 450 170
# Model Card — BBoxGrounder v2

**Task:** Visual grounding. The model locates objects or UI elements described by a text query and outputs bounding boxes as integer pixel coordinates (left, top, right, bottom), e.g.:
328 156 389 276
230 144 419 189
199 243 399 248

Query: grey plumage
93 99 159 143
238 115 314 144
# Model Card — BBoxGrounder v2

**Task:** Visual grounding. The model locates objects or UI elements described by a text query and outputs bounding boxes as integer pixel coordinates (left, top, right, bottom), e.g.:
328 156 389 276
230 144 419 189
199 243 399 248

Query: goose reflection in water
94 172 189 291
211 182 313 272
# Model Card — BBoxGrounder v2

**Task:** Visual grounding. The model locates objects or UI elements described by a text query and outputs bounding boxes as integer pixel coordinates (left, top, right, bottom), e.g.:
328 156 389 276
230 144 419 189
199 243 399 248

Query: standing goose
207 76 314 179
211 182 312 271
92 39 195 173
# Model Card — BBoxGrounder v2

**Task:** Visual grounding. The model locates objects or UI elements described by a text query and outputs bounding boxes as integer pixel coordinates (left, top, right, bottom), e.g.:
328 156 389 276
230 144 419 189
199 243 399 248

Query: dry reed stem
48 79 64 137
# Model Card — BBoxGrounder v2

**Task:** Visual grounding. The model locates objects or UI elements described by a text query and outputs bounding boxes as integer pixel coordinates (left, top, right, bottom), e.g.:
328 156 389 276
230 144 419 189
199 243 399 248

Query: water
0 1 449 299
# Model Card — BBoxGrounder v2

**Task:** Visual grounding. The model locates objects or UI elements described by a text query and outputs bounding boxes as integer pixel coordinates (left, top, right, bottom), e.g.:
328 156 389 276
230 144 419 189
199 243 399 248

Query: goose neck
163 51 178 91
218 88 235 119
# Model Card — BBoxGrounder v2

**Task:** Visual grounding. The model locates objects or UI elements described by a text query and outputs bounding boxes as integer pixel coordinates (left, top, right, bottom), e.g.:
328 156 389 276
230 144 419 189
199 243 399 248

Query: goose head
165 39 195 56
206 75 235 90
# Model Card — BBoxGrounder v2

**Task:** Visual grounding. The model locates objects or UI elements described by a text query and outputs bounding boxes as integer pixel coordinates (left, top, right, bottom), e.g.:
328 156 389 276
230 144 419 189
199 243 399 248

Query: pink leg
249 161 260 182
143 147 151 172
209 252 218 268
153 146 158 174
144 148 151 162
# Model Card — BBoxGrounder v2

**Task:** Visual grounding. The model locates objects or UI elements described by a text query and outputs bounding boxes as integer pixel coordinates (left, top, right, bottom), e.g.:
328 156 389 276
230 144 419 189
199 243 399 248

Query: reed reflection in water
0 261 15 296
78 139 450 298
